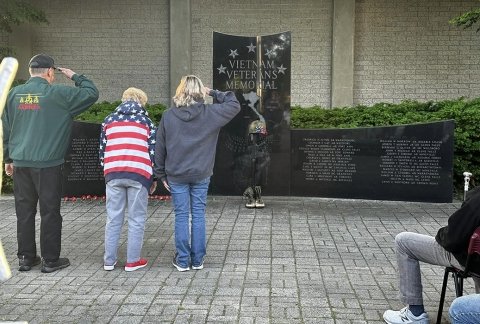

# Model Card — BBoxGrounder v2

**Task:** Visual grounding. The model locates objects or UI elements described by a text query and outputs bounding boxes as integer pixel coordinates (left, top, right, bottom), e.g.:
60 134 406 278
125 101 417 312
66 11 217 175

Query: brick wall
191 0 333 108
0 34 8 53
14 0 170 104
355 0 480 105
4 0 480 107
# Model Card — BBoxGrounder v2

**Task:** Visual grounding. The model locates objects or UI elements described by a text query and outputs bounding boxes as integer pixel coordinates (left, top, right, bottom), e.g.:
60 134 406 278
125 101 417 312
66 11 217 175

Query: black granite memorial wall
63 121 105 196
64 118 454 202
291 120 454 202
211 31 291 195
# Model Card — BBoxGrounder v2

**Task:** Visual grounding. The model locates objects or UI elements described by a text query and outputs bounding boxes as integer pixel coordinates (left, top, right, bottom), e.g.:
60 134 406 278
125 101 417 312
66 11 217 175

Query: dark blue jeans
13 165 63 262
169 177 210 268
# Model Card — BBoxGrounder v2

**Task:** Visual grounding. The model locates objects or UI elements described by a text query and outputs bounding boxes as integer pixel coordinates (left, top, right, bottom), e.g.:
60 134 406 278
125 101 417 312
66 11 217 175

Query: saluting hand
57 67 75 80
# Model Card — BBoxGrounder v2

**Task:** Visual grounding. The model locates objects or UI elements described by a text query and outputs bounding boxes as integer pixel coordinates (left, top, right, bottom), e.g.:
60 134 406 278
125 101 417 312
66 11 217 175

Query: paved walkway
0 195 475 323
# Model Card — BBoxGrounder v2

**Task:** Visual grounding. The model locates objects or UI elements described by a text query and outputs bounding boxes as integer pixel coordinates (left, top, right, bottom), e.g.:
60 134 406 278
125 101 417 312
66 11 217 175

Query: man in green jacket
2 54 99 273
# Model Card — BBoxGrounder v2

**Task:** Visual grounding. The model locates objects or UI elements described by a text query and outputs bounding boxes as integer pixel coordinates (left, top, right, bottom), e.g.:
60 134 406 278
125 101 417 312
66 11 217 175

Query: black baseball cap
28 54 56 69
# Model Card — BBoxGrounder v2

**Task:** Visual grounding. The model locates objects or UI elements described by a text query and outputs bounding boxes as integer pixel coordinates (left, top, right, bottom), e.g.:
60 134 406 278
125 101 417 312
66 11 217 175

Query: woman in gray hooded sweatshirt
154 75 240 271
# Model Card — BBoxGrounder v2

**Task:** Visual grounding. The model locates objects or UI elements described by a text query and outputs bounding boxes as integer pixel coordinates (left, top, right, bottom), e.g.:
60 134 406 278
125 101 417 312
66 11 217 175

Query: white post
463 171 472 201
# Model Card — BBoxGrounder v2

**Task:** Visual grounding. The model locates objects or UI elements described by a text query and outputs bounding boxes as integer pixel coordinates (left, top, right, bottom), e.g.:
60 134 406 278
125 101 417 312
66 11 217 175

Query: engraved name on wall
66 137 103 182
300 138 359 183
380 139 442 186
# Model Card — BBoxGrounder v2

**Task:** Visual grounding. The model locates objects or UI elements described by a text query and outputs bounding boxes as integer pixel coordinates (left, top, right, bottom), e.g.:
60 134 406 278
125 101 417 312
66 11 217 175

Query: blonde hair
173 75 205 107
122 87 148 107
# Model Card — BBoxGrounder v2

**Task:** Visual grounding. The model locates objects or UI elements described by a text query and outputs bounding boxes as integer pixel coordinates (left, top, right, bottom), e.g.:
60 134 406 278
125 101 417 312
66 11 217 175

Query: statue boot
254 186 265 208
243 186 256 208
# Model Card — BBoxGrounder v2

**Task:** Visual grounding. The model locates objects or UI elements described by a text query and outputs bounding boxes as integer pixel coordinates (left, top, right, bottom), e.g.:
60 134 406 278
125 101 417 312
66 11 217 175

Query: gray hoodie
154 90 240 183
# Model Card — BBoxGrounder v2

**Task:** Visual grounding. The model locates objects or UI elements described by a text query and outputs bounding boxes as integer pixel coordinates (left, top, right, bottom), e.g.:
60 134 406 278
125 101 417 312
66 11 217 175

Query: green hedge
2 98 479 195
75 101 168 124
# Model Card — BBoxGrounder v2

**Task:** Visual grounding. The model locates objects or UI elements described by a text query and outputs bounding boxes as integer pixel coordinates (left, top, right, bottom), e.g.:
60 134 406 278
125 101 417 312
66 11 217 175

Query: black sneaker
41 257 70 273
172 255 189 272
18 255 41 271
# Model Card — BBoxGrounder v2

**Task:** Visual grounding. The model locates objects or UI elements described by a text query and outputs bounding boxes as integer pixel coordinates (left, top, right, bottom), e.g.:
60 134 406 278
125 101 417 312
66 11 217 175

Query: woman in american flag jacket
99 87 157 272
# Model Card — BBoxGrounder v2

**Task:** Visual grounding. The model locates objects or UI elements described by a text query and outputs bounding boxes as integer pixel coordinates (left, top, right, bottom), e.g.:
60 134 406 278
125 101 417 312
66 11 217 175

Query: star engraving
277 64 287 74
229 49 239 58
246 43 256 53
265 49 274 59
217 64 227 74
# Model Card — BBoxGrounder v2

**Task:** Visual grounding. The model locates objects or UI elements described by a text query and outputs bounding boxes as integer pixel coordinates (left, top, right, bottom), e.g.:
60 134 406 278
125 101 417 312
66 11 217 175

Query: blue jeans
395 232 464 305
449 294 480 324
169 177 210 268
104 179 148 265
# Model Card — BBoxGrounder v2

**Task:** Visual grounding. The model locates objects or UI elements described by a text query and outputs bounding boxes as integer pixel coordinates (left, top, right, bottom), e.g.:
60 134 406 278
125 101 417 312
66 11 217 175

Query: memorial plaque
291 120 454 202
211 31 291 195
63 121 105 196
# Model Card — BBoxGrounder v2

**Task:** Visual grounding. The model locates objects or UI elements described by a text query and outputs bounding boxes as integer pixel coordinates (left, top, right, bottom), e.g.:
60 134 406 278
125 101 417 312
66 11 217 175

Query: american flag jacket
99 100 156 189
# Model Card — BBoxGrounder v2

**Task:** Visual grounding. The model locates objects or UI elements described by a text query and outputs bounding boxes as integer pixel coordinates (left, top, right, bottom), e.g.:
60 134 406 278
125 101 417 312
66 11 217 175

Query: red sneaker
124 258 148 272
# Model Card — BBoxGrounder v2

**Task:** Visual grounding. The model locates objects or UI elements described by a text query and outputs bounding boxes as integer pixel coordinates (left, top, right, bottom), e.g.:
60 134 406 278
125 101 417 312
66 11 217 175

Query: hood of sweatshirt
170 101 205 122
114 100 148 116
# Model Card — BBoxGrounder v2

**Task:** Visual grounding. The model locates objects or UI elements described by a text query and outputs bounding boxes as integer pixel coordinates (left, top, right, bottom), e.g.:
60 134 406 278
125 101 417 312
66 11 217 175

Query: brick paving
0 195 475 323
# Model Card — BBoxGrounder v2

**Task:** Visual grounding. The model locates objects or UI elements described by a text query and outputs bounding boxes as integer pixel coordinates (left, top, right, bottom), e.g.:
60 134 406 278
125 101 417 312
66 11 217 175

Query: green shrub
76 101 167 125
1 174 13 194
75 100 120 123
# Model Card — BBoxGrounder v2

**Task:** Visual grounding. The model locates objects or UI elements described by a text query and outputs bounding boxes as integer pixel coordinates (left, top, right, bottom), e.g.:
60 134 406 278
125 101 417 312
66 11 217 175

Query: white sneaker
191 263 203 270
192 256 205 270
383 307 429 324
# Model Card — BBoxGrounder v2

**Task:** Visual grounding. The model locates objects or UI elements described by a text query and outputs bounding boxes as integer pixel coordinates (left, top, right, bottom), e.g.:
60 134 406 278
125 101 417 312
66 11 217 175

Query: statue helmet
248 120 267 135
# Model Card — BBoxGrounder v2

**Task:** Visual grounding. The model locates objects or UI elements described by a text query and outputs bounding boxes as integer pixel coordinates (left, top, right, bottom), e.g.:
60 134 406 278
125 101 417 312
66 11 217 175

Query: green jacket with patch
2 74 99 168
